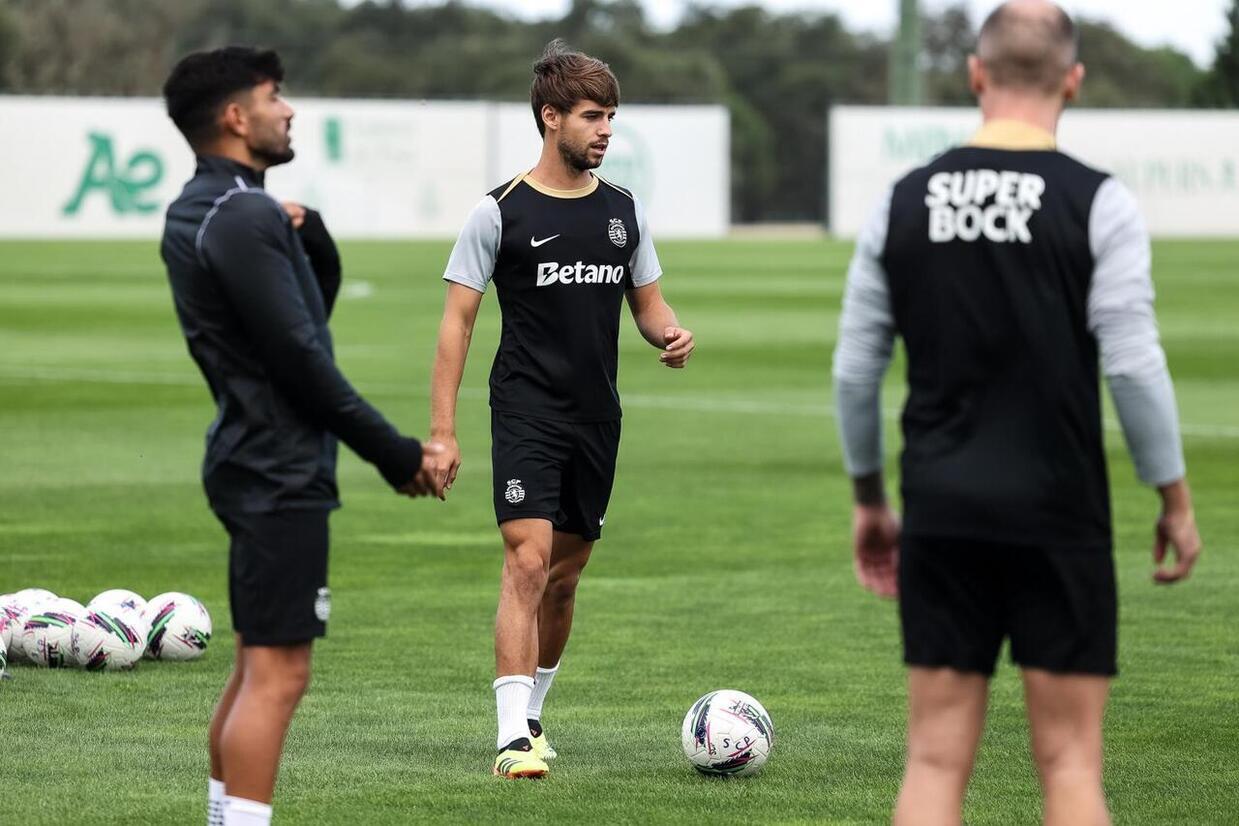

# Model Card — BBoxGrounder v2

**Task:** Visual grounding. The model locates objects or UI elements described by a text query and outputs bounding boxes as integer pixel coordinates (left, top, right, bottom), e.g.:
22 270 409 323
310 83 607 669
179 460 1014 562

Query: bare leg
495 518 554 677
219 642 313 802
208 633 246 780
894 667 989 826
1023 669 1111 826
537 531 593 668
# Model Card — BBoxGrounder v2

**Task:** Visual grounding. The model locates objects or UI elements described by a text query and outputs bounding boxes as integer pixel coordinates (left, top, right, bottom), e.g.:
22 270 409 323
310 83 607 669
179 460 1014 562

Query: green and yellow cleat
530 731 557 761
493 740 549 779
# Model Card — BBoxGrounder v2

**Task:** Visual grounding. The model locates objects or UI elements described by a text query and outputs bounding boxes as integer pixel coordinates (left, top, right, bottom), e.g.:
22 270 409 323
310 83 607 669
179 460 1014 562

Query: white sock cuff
535 662 560 677
223 796 272 826
493 674 535 691
208 778 226 826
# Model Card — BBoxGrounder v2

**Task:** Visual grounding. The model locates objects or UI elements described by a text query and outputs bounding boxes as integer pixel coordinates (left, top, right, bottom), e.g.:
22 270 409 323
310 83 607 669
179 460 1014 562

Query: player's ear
219 96 249 139
541 103 561 134
1063 62 1085 102
967 54 985 97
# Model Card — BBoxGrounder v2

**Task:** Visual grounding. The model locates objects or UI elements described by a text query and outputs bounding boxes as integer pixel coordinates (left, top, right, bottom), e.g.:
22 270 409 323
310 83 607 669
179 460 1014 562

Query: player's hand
1153 507 1201 584
427 435 462 500
853 503 900 599
282 201 307 230
399 441 446 500
660 326 694 368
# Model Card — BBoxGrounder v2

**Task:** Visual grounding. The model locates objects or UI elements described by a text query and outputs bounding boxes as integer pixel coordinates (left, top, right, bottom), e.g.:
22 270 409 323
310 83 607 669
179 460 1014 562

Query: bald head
976 0 1078 95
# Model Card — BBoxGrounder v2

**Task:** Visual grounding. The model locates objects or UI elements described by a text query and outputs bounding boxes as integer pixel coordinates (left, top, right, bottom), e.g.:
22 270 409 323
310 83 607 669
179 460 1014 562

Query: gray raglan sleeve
832 187 896 477
1088 177 1186 487
628 194 663 288
443 196 501 293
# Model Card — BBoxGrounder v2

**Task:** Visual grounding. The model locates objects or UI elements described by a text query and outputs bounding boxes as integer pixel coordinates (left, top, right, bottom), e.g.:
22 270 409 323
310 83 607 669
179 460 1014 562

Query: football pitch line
4 363 1239 441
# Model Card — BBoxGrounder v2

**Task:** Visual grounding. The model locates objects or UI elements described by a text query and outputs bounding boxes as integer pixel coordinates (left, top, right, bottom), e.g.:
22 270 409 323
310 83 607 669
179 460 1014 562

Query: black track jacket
160 156 420 514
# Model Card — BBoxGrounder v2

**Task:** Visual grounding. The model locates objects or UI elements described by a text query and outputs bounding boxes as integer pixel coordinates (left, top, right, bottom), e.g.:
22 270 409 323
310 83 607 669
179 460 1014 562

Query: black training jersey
882 145 1113 546
443 173 662 422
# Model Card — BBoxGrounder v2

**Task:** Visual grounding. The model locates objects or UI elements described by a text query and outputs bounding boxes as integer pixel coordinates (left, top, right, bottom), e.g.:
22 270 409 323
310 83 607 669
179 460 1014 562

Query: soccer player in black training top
430 40 694 779
160 48 443 825
833 3 1202 824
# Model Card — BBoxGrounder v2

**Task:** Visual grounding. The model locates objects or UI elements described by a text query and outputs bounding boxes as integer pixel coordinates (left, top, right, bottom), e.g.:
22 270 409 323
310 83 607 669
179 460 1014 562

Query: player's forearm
1106 369 1186 487
430 319 471 439
633 299 679 348
835 377 884 476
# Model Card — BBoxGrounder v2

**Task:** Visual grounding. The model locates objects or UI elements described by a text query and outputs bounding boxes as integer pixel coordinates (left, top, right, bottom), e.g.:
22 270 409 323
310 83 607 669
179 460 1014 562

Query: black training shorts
216 508 331 646
898 534 1117 677
491 411 620 542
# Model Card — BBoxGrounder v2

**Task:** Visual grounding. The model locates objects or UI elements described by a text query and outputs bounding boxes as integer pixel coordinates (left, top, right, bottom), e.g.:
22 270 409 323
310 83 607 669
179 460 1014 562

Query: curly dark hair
163 46 284 148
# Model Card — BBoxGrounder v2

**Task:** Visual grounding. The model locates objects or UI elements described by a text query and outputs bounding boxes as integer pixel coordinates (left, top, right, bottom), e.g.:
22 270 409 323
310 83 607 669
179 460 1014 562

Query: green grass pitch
1 238 1237 824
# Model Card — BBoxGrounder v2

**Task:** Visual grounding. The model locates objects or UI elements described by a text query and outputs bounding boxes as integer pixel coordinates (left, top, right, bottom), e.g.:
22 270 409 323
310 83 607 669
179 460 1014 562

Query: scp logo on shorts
505 479 526 504
314 587 331 622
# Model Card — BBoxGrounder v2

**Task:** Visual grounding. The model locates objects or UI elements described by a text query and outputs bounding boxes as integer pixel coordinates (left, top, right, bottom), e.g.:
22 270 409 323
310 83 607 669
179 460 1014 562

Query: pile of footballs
0 588 212 676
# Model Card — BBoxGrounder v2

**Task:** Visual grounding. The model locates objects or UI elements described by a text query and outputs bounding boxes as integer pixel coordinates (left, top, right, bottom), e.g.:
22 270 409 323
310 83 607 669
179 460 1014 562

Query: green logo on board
598 122 653 199
63 132 165 216
325 117 344 163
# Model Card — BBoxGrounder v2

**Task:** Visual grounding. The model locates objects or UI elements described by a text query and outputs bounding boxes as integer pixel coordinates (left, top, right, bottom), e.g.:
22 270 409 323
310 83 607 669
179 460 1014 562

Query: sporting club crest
608 218 628 248
505 479 526 504
314 587 332 622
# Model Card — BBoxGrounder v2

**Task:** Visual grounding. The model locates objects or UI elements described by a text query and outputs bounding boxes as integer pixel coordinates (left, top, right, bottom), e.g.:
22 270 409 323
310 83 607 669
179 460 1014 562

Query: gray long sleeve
832 188 895 476
1088 177 1186 486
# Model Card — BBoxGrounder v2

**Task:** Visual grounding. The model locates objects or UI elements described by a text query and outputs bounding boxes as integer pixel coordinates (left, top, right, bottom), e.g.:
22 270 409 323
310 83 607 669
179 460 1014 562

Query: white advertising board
0 96 728 239
830 106 1239 238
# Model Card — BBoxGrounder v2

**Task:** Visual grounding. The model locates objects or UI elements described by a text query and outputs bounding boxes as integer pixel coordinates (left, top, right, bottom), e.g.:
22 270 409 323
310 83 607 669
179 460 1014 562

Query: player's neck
978 93 1064 138
198 140 268 174
529 144 594 191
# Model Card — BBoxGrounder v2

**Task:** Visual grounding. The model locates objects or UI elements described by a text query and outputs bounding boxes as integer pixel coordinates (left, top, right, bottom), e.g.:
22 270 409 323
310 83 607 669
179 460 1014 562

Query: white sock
207 778 225 826
223 796 272 826
494 675 534 750
527 662 560 723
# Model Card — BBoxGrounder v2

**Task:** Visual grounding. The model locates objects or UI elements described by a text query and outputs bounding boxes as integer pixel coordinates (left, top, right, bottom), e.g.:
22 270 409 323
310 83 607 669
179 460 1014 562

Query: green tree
921 4 974 105
1076 19 1203 107
1195 0 1239 106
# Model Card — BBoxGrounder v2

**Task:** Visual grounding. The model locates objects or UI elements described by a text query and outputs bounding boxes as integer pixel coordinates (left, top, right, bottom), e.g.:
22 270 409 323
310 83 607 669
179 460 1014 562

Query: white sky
397 0 1229 67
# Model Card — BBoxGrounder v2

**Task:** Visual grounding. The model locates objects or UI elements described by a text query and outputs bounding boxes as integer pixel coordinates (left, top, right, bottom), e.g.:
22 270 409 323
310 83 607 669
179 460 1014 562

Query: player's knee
246 652 312 708
1032 733 1101 783
504 541 550 591
266 662 311 708
907 736 974 777
545 568 583 604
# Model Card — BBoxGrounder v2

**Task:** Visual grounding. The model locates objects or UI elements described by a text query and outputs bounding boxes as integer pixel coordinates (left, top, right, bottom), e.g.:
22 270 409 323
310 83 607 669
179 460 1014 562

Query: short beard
253 143 295 168
557 138 599 172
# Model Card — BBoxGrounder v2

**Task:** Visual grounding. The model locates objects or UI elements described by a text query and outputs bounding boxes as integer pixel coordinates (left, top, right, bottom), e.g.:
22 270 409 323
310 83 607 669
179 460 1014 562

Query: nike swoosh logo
530 234 560 247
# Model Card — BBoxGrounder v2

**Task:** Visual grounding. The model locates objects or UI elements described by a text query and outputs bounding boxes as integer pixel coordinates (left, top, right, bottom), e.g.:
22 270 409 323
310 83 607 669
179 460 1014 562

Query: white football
12 588 57 609
89 589 148 618
21 608 82 668
0 595 28 658
143 592 212 661
72 610 145 671
681 689 776 777
5 590 59 662
49 597 86 615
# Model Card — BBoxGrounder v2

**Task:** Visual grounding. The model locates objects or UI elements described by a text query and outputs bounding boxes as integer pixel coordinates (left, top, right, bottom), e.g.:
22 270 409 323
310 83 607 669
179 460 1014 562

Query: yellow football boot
493 742 549 779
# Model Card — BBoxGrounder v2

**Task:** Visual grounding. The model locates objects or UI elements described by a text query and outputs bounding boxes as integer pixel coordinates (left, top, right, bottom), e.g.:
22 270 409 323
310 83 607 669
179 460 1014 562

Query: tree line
1 0 1235 221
